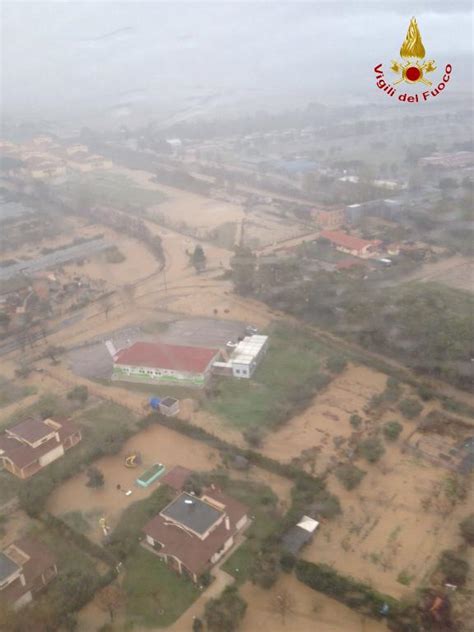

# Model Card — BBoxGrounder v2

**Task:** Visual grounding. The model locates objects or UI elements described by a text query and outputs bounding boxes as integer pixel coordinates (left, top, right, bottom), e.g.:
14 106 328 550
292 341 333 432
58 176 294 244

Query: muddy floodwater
47 424 222 540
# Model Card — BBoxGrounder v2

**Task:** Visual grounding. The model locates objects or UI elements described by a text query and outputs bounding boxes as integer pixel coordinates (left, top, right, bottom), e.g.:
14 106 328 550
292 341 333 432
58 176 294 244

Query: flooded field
303 443 472 598
240 573 388 632
262 365 388 470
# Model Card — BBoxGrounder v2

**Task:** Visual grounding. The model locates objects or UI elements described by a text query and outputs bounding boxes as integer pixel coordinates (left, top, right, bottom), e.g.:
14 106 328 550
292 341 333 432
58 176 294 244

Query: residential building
0 537 57 610
144 489 248 583
213 334 269 379
0 417 82 479
313 206 346 229
419 151 474 169
320 230 381 259
112 341 221 388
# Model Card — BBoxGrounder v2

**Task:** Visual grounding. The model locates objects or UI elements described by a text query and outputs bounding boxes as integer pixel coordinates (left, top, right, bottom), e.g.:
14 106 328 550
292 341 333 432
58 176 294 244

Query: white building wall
210 536 234 564
38 444 64 467
236 515 248 531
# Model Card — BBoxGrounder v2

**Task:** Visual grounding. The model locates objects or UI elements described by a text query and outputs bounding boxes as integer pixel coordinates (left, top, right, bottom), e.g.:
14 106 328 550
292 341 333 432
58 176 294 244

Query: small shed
160 465 193 492
281 515 319 555
160 397 180 417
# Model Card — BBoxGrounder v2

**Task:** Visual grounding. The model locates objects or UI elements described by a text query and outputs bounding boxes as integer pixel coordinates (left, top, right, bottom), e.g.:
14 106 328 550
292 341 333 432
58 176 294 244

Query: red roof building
0 537 57 610
320 230 381 259
0 417 82 479
113 341 221 388
143 488 248 583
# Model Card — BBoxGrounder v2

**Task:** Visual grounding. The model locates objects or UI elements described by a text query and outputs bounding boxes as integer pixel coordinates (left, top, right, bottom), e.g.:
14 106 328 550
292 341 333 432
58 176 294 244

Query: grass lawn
0 470 21 506
103 379 203 403
0 376 36 410
124 547 200 627
4 392 76 428
56 172 166 210
208 323 329 430
75 400 137 432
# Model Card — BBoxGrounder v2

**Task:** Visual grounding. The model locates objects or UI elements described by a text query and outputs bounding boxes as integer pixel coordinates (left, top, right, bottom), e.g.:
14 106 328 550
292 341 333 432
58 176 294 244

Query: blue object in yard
380 603 390 616
150 397 161 410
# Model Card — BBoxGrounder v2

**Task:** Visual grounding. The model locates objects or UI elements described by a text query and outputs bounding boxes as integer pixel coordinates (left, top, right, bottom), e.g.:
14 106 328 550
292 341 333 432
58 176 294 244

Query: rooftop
7 417 56 444
320 230 381 252
0 552 20 584
230 335 268 366
161 493 223 535
161 466 193 491
114 341 218 374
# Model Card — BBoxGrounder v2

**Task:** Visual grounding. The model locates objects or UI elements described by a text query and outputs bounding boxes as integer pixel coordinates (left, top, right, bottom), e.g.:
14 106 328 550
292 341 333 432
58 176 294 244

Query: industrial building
213 334 269 379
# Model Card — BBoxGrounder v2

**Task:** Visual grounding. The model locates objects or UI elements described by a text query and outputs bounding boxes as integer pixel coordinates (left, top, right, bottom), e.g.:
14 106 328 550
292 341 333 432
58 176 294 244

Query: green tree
350 414 362 429
191 245 207 273
230 246 256 295
399 398 423 419
439 550 469 585
67 385 89 404
86 466 104 488
96 584 125 622
250 550 280 589
204 586 247 632
0 311 10 330
383 421 403 441
460 514 474 545
326 355 347 374
335 464 366 490
357 437 385 463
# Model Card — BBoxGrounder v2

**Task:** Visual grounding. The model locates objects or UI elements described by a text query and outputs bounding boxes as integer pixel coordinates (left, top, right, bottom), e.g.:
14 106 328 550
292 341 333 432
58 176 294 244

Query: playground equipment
136 462 166 488
99 517 110 536
124 452 142 468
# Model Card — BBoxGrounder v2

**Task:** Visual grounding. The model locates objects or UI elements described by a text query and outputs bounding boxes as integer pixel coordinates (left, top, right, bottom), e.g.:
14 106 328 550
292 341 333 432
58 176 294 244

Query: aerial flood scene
0 2 473 631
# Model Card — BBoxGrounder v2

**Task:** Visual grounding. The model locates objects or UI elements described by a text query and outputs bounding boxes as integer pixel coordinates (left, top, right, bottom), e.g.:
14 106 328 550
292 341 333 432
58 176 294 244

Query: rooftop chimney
225 515 230 531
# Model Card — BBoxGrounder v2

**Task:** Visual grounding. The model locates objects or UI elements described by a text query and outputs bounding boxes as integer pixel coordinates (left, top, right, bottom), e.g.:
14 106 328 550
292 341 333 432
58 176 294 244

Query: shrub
105 247 126 264
204 585 247 632
357 437 385 463
86 467 104 488
399 398 423 419
242 427 263 448
280 551 296 573
192 618 204 632
350 414 362 429
67 385 89 404
326 355 347 374
438 550 469 586
383 421 403 441
250 550 280 589
459 514 474 545
416 383 435 401
335 464 366 490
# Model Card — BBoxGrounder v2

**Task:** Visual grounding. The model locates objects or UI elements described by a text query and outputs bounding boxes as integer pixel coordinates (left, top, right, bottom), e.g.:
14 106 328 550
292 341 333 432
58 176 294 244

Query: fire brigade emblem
391 17 436 86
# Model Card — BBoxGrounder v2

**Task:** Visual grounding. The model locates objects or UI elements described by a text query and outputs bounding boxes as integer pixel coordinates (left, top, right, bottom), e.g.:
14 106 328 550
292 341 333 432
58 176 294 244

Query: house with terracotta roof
0 537 57 610
112 341 221 388
320 230 382 259
143 489 248 583
0 417 82 479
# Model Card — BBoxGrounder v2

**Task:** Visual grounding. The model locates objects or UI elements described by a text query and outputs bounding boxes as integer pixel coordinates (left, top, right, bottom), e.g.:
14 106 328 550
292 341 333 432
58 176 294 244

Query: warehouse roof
114 341 218 373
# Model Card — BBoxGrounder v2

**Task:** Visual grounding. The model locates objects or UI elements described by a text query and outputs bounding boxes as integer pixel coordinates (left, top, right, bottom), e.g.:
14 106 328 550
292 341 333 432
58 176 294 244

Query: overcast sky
2 1 473 124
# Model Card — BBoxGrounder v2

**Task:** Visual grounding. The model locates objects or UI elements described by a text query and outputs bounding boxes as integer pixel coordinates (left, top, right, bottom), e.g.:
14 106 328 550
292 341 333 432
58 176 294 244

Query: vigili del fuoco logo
374 17 452 103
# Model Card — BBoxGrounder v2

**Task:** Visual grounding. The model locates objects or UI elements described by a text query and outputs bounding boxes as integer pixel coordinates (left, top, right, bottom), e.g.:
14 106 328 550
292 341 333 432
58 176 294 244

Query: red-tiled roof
321 230 381 252
160 466 193 491
7 418 54 444
336 259 365 270
114 342 219 373
0 418 80 470
144 490 248 576
1 537 56 605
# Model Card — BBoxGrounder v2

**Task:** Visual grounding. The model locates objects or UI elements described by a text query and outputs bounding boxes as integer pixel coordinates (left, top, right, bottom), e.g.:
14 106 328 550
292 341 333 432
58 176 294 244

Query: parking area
160 317 247 348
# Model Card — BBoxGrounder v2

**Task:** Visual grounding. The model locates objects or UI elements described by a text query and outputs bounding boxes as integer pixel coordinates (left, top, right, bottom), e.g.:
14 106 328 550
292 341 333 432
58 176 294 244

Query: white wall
38 444 64 467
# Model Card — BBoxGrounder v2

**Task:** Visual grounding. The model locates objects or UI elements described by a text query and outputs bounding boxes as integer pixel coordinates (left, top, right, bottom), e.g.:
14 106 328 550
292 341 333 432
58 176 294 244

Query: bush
86 466 104 488
192 618 204 632
438 550 469 585
204 586 247 632
459 514 474 545
399 398 423 419
357 437 385 463
67 385 89 404
350 414 362 429
417 383 435 401
383 421 403 441
280 551 296 573
250 550 280 589
335 464 366 490
242 427 263 448
326 355 347 374
105 246 126 264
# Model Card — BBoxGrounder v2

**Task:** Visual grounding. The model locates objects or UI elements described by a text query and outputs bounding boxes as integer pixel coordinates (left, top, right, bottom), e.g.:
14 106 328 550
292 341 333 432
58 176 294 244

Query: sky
2 1 473 124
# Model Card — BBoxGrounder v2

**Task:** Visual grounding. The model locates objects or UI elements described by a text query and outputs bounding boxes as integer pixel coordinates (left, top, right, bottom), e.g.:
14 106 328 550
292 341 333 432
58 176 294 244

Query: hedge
295 560 421 632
